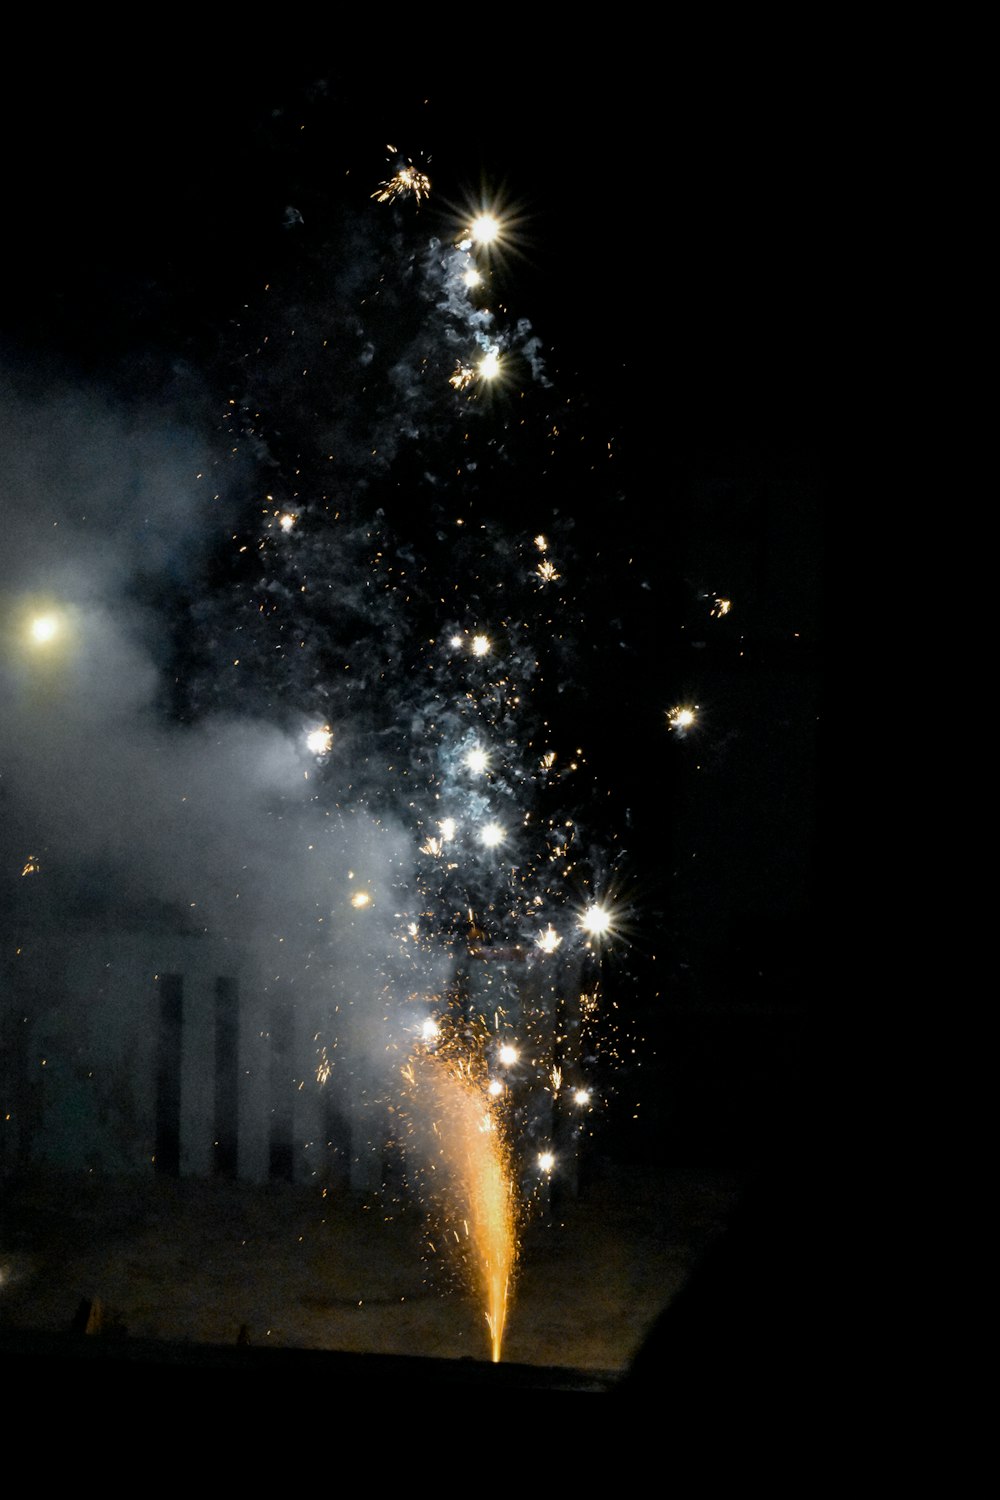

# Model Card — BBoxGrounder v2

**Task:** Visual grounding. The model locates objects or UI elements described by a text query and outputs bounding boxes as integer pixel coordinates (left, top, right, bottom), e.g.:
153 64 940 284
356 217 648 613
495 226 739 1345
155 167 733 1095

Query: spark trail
402 1038 517 1362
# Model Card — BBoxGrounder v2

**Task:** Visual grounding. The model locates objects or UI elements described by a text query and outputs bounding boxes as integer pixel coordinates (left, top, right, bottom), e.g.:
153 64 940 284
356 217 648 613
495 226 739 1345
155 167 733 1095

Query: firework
372 163 431 205
306 726 333 755
667 705 698 733
402 1044 518 1362
470 213 501 244
470 634 491 657
536 924 562 954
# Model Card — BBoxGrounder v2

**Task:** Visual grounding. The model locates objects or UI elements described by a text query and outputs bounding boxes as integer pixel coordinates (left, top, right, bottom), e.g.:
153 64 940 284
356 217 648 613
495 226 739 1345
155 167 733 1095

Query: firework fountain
174 145 622 1363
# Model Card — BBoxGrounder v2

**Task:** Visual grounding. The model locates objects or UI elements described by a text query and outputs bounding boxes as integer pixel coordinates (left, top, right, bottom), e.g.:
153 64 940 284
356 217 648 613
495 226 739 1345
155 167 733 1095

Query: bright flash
279 513 296 532
463 267 482 289
465 746 489 775
534 535 548 551
536 925 562 954
470 213 501 244
350 890 372 909
487 1079 503 1097
480 823 505 849
306 727 333 755
30 615 59 644
471 635 491 657
439 818 456 841
478 349 501 380
537 1152 555 1173
580 904 613 938
667 705 698 732
421 1018 440 1044
573 1089 591 1107
536 560 559 583
499 1044 518 1066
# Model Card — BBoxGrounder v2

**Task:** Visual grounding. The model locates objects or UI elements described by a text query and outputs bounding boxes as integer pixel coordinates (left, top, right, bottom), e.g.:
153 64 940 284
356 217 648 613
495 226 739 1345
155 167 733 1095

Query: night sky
1 55 827 1174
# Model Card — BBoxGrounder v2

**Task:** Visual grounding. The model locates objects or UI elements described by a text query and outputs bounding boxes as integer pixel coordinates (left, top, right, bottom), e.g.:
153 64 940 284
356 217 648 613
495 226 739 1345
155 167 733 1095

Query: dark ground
1 1160 740 1372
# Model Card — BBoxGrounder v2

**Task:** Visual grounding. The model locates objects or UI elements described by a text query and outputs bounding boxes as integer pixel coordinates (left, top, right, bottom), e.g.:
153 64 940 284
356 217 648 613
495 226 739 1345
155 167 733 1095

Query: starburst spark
478 349 501 381
536 560 559 583
470 634 491 657
667 705 698 733
372 163 431 205
537 1151 555 1173
470 213 501 244
536 924 562 954
465 745 489 775
580 903 613 938
279 513 296 532
480 822 505 849
711 597 732 617
449 363 475 392
306 726 333 755
350 890 372 909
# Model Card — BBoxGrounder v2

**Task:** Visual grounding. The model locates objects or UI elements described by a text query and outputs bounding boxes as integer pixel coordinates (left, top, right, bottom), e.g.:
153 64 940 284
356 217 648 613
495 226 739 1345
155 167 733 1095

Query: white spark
471 213 501 244
536 925 562 954
478 349 501 380
465 746 489 775
580 904 612 938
